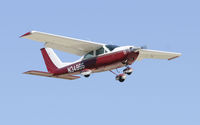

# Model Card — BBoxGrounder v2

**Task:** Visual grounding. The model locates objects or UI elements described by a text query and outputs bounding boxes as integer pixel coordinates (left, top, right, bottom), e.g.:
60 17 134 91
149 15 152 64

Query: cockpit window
105 45 119 51
84 51 94 59
96 47 104 56
83 45 119 60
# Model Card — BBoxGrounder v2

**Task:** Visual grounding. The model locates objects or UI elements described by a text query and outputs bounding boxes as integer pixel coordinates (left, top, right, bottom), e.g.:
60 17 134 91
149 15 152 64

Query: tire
119 77 125 82
84 74 90 78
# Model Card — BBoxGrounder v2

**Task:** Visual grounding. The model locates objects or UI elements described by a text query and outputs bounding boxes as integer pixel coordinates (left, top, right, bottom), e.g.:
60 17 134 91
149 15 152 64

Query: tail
40 48 65 73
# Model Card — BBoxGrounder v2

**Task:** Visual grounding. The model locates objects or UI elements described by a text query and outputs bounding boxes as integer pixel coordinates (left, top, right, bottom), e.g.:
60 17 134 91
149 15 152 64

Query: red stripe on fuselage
53 50 139 75
96 51 126 66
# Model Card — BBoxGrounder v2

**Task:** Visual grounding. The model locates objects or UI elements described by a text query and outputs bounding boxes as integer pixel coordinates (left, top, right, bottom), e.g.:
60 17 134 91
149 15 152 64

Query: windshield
83 51 94 59
105 45 119 51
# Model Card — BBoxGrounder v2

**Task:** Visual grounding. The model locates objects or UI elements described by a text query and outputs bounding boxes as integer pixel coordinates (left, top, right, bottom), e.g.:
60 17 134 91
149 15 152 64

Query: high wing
137 49 181 60
20 31 104 56
24 70 80 80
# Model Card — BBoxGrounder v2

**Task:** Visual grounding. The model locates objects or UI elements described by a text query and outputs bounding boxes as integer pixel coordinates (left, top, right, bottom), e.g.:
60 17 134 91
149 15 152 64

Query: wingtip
20 31 36 38
168 53 182 60
20 31 31 38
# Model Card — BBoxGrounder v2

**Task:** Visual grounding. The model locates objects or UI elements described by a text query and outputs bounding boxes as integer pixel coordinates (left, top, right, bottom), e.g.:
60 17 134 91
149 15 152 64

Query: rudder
40 48 64 73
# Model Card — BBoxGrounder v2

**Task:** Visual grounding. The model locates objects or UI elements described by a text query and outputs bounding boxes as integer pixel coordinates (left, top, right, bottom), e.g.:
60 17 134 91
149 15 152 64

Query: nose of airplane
126 49 140 65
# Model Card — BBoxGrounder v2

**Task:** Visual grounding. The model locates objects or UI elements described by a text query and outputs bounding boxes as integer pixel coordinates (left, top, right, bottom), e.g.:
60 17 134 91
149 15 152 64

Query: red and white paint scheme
21 31 181 82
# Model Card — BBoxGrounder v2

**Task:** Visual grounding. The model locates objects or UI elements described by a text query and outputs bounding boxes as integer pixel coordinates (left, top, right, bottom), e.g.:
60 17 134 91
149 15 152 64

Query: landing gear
110 70 127 82
110 66 133 82
115 74 126 82
123 67 133 75
84 74 90 78
81 69 92 78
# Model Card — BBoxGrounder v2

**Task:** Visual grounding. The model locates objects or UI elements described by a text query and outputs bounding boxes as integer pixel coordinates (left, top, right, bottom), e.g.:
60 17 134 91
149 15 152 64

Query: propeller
141 45 147 49
129 45 148 52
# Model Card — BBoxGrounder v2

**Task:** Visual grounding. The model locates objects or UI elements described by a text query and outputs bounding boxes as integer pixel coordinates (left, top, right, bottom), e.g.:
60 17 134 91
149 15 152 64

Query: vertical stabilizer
40 48 64 73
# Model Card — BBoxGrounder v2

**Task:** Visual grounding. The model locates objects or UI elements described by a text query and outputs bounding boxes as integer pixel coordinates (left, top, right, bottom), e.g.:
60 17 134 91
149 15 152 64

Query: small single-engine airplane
21 31 181 82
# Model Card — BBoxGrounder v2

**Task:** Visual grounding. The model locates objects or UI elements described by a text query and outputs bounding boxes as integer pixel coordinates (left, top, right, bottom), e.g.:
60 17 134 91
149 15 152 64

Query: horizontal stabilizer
24 70 80 80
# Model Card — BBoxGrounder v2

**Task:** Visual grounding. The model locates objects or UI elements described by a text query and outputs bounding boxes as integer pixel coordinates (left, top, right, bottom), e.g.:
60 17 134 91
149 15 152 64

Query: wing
137 49 181 60
24 70 80 80
20 31 104 56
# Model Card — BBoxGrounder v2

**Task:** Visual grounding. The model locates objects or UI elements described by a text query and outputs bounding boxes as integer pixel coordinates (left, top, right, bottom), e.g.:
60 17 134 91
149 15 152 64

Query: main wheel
84 74 90 77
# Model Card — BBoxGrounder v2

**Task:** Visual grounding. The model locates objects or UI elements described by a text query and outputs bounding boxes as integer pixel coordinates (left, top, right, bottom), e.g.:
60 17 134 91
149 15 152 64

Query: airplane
21 31 181 82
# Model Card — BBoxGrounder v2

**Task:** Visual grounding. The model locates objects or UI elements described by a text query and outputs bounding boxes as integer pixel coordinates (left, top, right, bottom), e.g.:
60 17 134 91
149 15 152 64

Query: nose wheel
115 74 126 82
110 66 133 82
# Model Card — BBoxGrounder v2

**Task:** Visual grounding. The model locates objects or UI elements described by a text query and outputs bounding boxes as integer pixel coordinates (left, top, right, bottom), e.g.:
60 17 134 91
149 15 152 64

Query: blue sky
0 0 200 124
